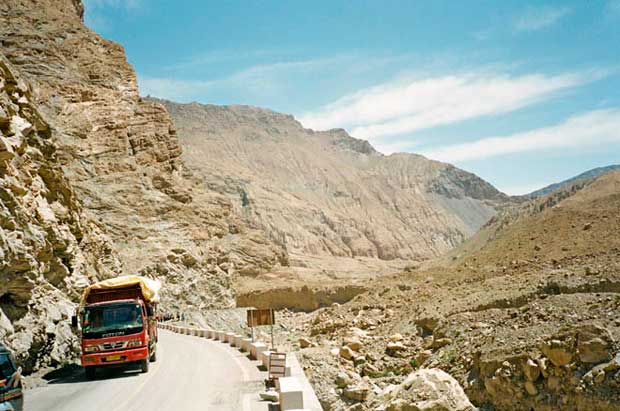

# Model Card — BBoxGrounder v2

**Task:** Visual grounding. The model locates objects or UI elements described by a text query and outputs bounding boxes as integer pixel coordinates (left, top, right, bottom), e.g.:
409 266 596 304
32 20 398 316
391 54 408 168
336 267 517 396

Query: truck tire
85 366 96 380
149 347 157 363
140 358 149 373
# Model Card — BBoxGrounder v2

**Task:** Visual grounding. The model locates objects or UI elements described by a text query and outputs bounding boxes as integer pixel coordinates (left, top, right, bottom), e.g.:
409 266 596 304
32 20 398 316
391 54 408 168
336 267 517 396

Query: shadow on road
43 364 141 385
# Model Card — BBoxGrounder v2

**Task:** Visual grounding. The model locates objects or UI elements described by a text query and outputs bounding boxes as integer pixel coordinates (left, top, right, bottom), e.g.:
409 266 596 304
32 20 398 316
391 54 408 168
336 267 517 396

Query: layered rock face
156 100 508 264
0 55 116 371
0 0 285 371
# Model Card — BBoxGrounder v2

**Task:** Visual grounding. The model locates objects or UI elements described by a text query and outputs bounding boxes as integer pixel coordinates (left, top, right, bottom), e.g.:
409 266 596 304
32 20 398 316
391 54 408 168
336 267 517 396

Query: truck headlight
84 345 99 353
126 339 142 348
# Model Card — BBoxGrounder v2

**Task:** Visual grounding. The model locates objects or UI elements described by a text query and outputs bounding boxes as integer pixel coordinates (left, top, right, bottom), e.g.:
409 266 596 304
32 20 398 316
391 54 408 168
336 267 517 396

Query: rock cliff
0 0 285 372
155 100 509 265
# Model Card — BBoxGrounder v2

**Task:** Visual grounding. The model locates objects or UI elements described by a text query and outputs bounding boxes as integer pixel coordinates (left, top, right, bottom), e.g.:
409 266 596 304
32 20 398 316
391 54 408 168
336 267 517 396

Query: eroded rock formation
155 100 509 265
0 0 286 372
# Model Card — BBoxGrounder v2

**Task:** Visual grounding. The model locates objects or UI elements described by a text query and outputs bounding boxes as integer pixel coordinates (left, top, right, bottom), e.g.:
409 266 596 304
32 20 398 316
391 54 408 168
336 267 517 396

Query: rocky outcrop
0 55 117 372
155 100 510 265
0 0 286 372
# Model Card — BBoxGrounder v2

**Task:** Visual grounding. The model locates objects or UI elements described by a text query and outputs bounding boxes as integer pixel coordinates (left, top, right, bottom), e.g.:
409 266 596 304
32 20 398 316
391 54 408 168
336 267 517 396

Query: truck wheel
140 359 149 373
85 366 96 380
149 348 157 363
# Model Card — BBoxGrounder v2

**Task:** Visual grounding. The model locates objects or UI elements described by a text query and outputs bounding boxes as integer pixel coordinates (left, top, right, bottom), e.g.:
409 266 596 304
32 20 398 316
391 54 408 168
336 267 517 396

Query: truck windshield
82 303 143 339
0 353 16 380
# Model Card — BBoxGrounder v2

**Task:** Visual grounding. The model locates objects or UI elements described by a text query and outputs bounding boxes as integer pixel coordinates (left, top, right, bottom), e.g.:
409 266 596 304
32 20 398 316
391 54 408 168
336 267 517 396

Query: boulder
385 368 476 411
336 372 351 388
540 339 573 367
344 383 371 402
579 337 611 364
340 346 355 360
299 337 313 348
387 341 406 356
344 337 363 351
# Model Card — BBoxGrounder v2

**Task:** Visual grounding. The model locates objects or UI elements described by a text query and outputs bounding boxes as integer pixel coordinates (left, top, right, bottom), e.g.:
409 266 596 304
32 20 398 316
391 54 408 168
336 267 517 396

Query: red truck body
76 281 158 379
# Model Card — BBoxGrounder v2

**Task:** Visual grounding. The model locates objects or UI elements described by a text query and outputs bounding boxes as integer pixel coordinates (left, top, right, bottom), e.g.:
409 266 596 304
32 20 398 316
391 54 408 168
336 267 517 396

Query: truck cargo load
80 275 161 305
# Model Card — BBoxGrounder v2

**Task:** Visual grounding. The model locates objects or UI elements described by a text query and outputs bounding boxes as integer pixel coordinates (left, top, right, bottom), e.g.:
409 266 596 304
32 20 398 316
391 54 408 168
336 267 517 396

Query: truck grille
101 341 126 351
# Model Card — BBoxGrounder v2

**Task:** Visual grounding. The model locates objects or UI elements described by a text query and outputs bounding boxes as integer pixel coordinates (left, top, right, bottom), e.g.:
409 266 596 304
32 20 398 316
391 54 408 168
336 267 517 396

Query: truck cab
73 276 160 380
0 344 22 411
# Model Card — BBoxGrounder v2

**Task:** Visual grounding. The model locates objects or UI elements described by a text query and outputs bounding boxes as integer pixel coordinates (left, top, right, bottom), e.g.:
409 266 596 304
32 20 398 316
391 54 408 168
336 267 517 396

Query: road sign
247 309 275 327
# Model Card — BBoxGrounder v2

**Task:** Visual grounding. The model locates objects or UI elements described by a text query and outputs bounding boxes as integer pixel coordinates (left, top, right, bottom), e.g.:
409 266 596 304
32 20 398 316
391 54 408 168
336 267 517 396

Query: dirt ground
277 172 620 411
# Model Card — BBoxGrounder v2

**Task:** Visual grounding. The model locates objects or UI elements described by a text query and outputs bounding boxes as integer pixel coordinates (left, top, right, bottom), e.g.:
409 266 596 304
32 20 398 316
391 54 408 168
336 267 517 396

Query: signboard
247 309 275 327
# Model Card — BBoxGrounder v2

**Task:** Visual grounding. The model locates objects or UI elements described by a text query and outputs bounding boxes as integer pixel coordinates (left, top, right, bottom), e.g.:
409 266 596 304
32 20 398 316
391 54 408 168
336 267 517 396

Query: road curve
25 330 268 411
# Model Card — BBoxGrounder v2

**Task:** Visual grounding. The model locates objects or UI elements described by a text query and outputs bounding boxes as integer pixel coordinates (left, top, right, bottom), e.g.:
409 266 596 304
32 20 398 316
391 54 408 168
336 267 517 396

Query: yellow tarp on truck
80 275 161 305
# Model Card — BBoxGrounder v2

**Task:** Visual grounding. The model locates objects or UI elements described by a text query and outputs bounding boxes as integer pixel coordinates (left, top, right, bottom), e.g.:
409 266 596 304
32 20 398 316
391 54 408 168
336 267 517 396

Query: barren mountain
0 0 285 372
289 171 620 411
529 164 620 198
155 99 509 269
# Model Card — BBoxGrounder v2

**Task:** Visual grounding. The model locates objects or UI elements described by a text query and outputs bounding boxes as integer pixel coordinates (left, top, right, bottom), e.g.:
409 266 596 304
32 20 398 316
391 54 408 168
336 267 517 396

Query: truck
72 276 160 380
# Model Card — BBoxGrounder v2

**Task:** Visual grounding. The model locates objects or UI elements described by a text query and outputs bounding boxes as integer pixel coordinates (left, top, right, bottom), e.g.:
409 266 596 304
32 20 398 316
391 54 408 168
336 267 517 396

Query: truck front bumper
81 346 148 367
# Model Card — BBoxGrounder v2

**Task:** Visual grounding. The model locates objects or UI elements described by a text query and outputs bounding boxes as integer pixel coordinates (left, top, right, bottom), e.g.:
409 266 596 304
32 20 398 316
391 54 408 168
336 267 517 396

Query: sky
83 0 620 195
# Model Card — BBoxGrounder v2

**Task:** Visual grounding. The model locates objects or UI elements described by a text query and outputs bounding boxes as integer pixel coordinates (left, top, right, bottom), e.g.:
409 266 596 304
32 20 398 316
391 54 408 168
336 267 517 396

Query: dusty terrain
284 171 620 411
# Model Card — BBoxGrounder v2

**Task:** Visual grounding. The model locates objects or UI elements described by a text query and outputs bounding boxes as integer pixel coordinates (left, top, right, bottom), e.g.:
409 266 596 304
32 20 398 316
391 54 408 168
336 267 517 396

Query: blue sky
83 0 620 194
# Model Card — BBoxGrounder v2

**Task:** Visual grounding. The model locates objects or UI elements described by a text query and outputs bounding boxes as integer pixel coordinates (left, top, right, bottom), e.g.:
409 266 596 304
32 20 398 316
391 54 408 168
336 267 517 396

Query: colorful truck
72 276 160 379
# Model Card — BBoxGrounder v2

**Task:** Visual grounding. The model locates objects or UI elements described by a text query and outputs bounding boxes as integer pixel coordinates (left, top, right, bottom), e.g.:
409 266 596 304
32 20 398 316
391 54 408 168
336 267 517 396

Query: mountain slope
529 164 620 197
299 171 620 411
155 99 510 266
0 0 286 372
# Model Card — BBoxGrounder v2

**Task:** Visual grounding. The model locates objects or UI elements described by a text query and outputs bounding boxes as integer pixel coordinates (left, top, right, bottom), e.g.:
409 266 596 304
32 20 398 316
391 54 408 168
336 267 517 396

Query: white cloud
513 6 572 32
420 109 620 163
84 0 142 10
139 55 353 102
298 70 603 141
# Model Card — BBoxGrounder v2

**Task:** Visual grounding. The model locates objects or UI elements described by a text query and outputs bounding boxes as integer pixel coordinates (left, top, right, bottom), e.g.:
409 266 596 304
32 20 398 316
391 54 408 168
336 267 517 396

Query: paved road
25 330 268 411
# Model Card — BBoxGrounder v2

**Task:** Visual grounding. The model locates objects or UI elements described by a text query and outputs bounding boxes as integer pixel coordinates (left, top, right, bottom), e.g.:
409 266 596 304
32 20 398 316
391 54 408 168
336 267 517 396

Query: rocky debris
343 382 371 402
340 346 355 360
540 339 573 367
383 369 476 411
287 172 620 411
299 337 314 348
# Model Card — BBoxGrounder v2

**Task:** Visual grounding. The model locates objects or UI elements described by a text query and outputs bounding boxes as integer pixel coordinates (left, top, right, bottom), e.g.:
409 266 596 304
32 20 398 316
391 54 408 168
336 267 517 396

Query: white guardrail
158 322 318 411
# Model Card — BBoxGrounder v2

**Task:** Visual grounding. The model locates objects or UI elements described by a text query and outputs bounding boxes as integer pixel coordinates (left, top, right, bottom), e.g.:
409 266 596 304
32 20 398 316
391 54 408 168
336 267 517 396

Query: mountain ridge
529 164 620 197
154 98 512 268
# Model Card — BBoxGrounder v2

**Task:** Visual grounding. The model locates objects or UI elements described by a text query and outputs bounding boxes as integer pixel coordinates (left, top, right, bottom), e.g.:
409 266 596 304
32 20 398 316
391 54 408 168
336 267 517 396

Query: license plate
106 355 122 361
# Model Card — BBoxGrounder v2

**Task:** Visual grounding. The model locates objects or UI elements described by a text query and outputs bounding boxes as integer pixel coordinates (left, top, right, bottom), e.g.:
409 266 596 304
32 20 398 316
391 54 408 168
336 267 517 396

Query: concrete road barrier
241 338 252 352
233 335 243 348
250 342 268 360
261 350 274 368
278 377 304 410
225 332 235 344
